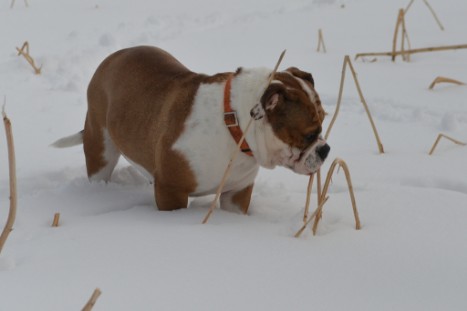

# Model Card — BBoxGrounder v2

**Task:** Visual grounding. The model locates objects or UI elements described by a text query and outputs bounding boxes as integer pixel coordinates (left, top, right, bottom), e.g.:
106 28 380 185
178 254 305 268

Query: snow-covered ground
1 0 467 310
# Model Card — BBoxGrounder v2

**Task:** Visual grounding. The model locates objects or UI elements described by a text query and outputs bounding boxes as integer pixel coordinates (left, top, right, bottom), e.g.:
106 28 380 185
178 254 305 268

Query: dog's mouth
286 138 330 175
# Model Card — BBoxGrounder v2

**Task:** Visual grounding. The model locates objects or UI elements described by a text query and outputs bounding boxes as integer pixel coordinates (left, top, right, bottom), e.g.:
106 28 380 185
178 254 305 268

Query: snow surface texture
1 0 467 310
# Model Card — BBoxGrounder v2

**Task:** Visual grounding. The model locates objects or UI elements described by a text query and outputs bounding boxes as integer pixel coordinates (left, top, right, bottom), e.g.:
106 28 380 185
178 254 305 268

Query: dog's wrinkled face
251 67 330 175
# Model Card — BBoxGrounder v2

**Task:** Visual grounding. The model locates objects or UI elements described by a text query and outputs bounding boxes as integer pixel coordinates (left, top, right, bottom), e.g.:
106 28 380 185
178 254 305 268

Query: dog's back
84 46 200 181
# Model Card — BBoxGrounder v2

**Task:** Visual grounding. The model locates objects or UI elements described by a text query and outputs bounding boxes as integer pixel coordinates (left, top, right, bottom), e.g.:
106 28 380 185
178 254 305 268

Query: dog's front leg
154 183 189 211
220 184 254 215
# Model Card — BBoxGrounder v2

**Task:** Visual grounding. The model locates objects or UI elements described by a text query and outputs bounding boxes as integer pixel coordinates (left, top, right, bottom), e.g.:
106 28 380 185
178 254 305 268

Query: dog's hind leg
83 115 120 182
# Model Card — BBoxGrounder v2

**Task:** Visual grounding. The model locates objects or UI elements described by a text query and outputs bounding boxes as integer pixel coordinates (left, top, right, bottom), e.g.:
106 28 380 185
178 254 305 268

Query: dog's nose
316 144 330 160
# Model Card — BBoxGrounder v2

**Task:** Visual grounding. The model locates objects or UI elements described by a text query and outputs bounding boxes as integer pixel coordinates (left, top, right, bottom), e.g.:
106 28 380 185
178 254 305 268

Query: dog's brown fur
84 46 228 210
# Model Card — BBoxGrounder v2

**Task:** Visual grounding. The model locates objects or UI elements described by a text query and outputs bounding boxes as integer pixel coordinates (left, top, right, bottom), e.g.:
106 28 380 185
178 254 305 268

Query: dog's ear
261 83 286 111
250 83 286 120
286 67 314 86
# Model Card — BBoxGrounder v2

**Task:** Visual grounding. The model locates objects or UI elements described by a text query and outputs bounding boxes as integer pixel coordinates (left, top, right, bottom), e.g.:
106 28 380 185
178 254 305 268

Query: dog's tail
50 130 84 148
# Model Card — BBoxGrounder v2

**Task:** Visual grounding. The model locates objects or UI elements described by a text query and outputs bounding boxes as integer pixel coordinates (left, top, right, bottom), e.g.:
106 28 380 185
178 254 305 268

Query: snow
1 0 467 310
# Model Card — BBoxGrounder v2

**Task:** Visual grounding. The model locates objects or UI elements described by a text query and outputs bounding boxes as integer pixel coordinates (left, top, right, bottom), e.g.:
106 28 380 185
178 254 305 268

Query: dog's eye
304 133 318 143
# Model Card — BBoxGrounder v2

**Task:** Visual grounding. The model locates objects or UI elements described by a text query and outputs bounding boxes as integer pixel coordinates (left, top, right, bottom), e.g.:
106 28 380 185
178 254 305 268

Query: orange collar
223 75 254 157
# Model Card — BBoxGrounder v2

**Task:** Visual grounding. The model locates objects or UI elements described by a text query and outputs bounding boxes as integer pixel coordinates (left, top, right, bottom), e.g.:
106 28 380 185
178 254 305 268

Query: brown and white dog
53 46 330 213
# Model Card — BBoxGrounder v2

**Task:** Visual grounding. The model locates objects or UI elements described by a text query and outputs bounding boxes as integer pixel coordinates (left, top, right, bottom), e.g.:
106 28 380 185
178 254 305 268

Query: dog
53 46 330 213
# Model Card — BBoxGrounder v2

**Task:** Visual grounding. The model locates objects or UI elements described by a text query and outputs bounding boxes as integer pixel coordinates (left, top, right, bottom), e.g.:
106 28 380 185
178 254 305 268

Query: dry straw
325 55 384 154
302 174 315 223
295 158 361 237
399 9 411 62
301 55 381 234
0 102 18 255
202 50 287 224
10 0 29 8
52 213 60 227
392 9 411 62
316 29 327 53
354 3 463 62
428 76 465 90
355 44 467 61
312 158 360 235
405 0 444 31
295 196 329 238
428 133 466 155
316 169 322 205
302 169 323 225
81 288 102 311
16 41 42 75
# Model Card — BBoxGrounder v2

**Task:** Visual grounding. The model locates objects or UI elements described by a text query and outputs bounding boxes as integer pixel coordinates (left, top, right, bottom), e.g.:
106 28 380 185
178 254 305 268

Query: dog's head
250 67 329 175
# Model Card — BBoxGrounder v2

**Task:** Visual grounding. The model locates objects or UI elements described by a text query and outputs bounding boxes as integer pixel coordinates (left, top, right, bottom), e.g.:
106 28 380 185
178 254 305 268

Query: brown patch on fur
273 72 302 90
204 72 232 83
289 68 325 123
276 69 325 122
231 184 254 214
261 72 323 150
83 114 107 177
286 67 314 85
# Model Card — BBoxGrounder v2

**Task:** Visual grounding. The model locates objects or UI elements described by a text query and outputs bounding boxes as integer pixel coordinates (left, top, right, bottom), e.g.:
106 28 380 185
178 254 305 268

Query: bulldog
53 46 330 213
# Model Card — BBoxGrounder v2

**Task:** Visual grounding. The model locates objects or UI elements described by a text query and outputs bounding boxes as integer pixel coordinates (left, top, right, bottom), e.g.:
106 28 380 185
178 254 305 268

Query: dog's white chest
173 82 258 196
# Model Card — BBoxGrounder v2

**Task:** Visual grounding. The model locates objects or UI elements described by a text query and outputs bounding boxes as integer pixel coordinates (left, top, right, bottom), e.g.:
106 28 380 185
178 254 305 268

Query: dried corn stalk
392 9 411 62
316 29 327 53
81 288 102 311
428 134 466 155
405 0 444 31
325 55 384 154
52 213 60 227
10 0 29 8
355 44 467 61
16 41 42 75
295 158 361 237
0 104 17 255
428 76 465 90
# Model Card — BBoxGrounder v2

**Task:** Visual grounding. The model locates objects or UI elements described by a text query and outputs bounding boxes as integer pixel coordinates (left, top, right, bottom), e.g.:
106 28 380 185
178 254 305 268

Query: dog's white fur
173 68 269 196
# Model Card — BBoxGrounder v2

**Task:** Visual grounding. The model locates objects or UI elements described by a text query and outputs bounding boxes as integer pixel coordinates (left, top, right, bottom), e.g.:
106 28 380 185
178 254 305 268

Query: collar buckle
224 111 239 127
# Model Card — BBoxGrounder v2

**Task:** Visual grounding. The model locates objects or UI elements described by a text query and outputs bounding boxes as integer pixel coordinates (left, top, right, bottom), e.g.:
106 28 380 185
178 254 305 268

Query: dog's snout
316 144 330 160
